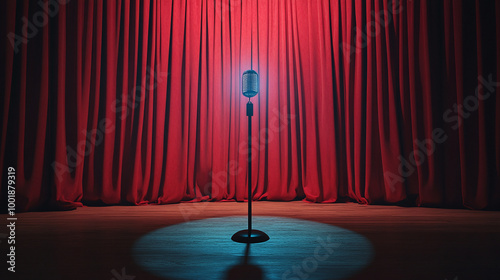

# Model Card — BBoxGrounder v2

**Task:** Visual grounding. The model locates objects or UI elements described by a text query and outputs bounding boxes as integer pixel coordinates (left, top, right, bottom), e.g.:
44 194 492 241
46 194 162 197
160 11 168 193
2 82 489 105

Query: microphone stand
231 99 269 243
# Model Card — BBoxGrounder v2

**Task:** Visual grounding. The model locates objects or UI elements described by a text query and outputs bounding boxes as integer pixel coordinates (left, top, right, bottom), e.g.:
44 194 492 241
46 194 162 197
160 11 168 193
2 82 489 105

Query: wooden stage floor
3 201 500 280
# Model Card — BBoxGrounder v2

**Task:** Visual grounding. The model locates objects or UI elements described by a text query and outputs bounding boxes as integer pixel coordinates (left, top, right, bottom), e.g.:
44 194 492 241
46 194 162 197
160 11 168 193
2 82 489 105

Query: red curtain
1 0 499 212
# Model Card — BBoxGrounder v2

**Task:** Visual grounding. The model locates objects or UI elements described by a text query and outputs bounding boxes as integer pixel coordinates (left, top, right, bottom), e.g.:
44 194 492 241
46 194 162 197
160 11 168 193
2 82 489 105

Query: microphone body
242 70 259 98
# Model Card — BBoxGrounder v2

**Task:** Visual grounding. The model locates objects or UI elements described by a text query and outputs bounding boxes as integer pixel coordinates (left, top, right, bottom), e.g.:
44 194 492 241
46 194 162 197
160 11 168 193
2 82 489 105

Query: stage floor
3 201 500 280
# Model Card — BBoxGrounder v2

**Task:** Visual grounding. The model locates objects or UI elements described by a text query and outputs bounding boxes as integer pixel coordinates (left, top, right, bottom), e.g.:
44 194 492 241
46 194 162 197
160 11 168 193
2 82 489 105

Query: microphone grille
242 70 259 98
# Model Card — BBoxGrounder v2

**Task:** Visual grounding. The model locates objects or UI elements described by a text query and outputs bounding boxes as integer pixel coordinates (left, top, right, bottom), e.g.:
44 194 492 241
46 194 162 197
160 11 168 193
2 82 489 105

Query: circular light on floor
132 216 373 280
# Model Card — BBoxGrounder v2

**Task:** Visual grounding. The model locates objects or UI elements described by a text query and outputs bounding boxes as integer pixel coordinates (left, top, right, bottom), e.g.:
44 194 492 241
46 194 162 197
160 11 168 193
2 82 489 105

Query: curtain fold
1 0 499 212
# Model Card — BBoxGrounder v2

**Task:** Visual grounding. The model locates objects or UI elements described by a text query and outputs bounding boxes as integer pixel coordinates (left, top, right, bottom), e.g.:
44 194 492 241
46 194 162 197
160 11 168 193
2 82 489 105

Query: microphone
232 69 269 243
242 70 259 98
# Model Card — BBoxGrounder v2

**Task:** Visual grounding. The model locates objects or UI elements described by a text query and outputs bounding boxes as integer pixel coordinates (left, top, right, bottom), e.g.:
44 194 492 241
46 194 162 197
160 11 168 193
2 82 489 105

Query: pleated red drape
1 0 499 212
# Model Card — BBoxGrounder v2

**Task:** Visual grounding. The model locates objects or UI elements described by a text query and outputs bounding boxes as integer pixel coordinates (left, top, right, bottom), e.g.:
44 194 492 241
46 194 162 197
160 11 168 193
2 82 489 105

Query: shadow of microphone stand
225 243 264 280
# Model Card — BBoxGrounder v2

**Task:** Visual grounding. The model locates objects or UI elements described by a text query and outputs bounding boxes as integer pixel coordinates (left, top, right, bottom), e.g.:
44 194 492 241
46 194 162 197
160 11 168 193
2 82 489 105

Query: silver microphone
242 70 259 98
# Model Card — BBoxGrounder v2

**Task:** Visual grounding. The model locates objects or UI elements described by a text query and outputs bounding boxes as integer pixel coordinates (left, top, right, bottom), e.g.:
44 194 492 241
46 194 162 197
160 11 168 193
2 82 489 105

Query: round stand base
231 229 270 243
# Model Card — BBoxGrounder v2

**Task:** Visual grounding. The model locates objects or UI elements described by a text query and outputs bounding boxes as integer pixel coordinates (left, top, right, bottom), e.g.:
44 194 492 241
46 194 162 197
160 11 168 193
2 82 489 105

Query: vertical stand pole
247 101 253 238
230 99 268 243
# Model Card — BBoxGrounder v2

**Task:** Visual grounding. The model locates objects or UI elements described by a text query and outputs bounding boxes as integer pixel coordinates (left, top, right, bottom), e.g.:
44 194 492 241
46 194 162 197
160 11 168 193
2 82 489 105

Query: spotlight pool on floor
132 216 373 280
